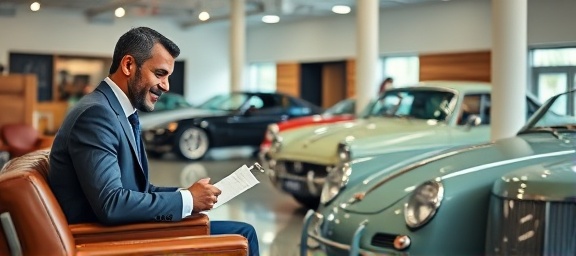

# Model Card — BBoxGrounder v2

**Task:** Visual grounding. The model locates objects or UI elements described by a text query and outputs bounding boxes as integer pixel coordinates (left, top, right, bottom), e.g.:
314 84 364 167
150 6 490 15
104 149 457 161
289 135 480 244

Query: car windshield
366 89 455 121
197 93 249 111
153 93 193 112
523 90 576 132
323 99 355 115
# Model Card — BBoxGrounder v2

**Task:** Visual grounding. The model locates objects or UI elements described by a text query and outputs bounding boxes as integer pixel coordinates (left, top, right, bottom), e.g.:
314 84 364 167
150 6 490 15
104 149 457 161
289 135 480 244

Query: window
381 56 419 88
248 62 276 92
530 47 576 112
532 48 576 67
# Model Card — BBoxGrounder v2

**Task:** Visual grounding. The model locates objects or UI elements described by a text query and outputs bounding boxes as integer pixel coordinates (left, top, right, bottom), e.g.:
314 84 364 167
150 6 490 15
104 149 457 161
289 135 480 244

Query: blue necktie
128 112 141 157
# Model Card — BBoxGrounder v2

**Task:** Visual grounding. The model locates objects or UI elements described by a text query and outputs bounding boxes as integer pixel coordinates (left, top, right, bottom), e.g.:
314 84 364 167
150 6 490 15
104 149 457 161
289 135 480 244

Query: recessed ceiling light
114 7 125 17
332 5 351 14
199 11 210 21
30 2 40 12
262 15 280 24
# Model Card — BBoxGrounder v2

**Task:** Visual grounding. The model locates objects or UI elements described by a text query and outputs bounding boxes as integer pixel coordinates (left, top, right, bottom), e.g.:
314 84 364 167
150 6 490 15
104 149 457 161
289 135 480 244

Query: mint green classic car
300 89 576 255
266 81 540 209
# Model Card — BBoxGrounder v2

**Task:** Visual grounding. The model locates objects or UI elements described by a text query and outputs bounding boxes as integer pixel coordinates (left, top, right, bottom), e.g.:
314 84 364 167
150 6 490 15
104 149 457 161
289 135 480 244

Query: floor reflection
148 148 305 256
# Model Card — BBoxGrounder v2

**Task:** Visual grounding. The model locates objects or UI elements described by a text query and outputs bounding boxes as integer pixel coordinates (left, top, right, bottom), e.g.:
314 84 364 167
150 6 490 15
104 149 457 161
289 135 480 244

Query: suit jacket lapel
95 82 147 180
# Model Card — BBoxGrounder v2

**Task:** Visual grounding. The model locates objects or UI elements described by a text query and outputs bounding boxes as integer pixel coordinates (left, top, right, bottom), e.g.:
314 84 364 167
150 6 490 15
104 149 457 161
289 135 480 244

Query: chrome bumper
263 158 326 196
300 209 389 256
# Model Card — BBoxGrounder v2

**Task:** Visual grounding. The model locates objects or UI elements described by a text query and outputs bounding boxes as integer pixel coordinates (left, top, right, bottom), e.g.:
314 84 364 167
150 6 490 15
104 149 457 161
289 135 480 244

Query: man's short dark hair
109 27 180 74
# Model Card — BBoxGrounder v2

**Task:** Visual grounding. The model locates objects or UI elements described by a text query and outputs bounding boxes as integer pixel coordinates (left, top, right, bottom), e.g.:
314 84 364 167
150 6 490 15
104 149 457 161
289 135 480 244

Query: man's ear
121 55 135 76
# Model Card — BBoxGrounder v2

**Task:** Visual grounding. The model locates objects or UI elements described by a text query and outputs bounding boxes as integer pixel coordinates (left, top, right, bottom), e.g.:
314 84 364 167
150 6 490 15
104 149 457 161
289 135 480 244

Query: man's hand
188 178 221 212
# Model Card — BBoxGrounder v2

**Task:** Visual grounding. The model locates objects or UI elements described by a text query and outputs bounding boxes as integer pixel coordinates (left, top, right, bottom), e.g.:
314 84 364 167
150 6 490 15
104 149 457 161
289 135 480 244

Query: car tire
292 195 319 210
174 127 210 161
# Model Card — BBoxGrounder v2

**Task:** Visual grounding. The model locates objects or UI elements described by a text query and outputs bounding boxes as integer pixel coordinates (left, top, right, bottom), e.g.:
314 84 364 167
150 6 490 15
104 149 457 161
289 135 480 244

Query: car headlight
265 124 279 141
150 122 179 135
337 142 351 162
320 162 351 204
404 180 444 229
166 122 178 132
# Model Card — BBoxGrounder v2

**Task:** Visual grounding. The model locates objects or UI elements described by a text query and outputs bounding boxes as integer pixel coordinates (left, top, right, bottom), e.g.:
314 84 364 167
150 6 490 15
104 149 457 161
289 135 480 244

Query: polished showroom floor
148 147 308 256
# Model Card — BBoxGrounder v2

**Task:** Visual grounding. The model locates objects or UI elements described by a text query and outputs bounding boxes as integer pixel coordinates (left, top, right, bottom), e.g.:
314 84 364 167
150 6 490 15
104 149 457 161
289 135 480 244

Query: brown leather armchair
0 123 54 158
0 150 248 255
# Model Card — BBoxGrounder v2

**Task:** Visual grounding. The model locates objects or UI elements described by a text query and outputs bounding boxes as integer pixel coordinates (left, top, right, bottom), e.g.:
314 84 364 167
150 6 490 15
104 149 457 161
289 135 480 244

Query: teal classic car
266 81 540 209
300 89 576 255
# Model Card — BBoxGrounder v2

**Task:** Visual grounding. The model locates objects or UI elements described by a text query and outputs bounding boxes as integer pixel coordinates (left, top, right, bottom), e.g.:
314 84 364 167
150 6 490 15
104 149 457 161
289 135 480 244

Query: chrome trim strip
300 209 316 256
440 150 575 180
278 172 325 184
307 171 319 195
309 232 351 250
303 212 393 256
544 201 551 253
350 220 368 256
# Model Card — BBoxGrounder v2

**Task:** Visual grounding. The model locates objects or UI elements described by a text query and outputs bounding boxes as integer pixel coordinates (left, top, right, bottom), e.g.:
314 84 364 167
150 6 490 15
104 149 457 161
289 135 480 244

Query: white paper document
213 164 260 209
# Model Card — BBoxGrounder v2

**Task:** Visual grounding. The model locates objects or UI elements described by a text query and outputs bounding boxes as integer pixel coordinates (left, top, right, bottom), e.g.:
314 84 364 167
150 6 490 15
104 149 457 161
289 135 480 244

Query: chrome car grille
486 195 576 255
371 233 397 249
276 160 330 177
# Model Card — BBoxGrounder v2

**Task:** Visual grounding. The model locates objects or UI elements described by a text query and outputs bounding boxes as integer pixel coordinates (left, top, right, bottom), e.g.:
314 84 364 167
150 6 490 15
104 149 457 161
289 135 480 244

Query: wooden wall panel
322 62 346 108
276 63 300 97
35 102 68 135
0 74 37 127
419 51 491 82
346 59 356 98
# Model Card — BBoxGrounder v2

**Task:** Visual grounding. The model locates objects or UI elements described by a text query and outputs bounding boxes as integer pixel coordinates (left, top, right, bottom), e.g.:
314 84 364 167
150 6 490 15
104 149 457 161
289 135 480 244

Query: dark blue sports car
141 92 322 160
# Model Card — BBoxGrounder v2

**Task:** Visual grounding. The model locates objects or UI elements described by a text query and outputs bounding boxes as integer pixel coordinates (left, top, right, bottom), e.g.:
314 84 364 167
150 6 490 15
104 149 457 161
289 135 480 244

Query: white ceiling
0 0 448 28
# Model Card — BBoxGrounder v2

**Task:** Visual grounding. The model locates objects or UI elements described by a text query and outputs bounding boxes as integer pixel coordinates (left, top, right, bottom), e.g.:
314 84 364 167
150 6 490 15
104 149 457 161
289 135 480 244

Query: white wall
527 0 576 46
1 0 575 104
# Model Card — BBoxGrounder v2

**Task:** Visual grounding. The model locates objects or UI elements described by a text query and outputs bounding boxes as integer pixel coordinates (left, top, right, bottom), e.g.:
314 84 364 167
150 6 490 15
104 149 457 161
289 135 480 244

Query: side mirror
465 114 482 127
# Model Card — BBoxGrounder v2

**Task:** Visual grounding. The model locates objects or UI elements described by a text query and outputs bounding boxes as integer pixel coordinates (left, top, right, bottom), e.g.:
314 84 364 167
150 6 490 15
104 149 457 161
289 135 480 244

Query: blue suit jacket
49 81 182 225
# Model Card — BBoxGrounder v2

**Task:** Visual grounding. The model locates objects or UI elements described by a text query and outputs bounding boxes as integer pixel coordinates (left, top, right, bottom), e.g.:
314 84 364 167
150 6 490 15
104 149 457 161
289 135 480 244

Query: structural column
491 0 527 140
230 0 245 92
355 0 379 114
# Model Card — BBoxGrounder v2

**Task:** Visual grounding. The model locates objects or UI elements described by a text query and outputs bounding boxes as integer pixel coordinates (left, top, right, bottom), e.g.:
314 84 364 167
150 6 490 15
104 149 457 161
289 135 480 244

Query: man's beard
127 68 154 112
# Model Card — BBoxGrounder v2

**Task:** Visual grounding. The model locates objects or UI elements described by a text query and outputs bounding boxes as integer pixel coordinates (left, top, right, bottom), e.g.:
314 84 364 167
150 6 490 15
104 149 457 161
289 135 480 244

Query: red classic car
259 98 356 154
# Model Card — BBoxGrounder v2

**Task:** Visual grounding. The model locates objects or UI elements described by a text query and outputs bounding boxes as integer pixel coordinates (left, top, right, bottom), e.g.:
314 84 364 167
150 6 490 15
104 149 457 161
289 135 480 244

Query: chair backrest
0 74 37 128
1 124 40 157
0 150 76 256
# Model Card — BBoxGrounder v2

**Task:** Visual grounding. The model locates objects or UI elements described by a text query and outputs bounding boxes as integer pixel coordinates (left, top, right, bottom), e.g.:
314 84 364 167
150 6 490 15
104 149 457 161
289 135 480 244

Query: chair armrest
70 214 209 244
75 234 248 256
36 135 55 149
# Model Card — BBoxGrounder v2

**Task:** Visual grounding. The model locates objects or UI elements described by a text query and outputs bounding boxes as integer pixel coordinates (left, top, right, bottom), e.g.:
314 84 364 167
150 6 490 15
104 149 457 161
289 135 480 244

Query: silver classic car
266 81 540 209
300 89 576 255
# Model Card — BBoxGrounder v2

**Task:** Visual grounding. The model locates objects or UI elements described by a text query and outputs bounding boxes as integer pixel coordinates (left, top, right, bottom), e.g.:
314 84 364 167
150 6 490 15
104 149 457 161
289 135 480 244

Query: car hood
492 158 576 201
277 117 443 163
344 145 454 187
335 134 576 214
139 107 228 130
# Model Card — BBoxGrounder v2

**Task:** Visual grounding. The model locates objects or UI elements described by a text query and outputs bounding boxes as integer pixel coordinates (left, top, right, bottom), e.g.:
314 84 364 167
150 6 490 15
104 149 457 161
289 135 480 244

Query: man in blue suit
48 27 259 255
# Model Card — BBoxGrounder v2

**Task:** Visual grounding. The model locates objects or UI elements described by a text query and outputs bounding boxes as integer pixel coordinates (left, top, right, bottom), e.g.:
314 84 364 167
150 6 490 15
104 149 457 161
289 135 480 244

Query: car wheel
174 127 210 161
292 195 319 210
